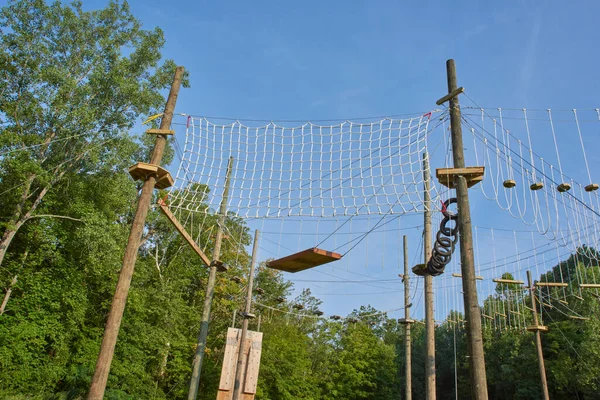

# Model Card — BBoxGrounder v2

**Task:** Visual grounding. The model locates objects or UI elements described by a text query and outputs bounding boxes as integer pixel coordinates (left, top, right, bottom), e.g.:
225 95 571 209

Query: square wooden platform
267 248 342 273
436 167 484 189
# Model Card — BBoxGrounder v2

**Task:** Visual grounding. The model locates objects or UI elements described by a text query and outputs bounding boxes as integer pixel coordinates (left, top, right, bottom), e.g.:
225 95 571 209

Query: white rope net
169 114 439 218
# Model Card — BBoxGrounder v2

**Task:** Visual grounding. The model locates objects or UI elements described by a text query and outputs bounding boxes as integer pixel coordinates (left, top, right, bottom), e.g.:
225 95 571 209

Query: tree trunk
0 249 28 315
0 225 22 269
0 275 18 315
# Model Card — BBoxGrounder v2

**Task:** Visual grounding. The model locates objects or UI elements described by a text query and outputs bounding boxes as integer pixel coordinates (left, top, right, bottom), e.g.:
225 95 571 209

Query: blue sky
79 0 600 321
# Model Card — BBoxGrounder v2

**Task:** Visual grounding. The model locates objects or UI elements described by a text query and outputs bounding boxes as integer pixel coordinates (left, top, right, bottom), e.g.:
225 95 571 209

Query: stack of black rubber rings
426 198 459 276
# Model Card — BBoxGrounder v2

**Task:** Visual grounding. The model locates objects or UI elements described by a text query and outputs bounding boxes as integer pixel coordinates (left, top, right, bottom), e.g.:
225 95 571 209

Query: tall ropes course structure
89 61 600 400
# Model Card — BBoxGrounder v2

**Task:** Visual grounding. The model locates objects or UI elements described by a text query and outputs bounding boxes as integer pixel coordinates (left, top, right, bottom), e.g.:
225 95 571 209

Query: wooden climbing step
128 162 174 189
436 166 485 189
267 248 342 273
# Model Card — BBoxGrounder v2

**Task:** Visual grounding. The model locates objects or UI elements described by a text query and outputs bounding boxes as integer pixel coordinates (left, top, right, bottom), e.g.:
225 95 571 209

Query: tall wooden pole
446 59 488 400
188 156 235 400
527 271 550 400
233 230 260 400
403 235 412 400
88 67 184 400
423 152 436 400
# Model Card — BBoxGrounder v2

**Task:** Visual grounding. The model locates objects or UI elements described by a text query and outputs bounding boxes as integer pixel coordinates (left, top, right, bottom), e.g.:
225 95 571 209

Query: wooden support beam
481 314 493 320
493 278 525 285
436 86 465 105
157 198 211 267
445 60 488 400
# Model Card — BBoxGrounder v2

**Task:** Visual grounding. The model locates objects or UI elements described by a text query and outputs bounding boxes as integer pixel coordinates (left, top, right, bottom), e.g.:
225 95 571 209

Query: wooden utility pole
188 156 235 400
527 271 550 400
446 59 488 400
423 152 436 400
88 67 184 400
403 235 412 400
233 230 260 400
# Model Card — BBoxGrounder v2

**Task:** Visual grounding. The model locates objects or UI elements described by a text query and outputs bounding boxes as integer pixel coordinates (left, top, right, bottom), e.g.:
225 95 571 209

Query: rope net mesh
169 115 437 218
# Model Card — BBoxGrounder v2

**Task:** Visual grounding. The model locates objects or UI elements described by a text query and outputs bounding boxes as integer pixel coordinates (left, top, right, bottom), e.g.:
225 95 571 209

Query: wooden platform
436 166 484 189
398 318 415 324
128 162 174 189
527 325 548 332
267 248 342 273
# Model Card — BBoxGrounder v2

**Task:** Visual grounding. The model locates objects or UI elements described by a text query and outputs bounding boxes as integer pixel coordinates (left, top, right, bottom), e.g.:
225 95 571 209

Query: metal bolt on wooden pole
423 152 436 400
188 156 235 400
527 271 550 400
88 67 184 400
446 59 489 400
403 235 412 400
233 229 260 400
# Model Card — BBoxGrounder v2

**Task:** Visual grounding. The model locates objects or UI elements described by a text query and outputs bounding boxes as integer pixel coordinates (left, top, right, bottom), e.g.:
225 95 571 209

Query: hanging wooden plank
157 199 211 267
580 283 600 289
267 248 342 273
217 328 263 400
244 332 263 394
535 282 568 287
492 278 524 285
219 328 241 391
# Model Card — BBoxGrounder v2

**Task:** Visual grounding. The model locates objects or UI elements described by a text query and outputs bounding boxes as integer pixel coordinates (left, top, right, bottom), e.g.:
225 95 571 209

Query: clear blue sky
83 0 600 321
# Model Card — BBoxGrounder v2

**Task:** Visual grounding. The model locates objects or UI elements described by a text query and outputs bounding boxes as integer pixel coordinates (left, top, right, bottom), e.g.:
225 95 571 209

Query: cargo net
169 114 440 218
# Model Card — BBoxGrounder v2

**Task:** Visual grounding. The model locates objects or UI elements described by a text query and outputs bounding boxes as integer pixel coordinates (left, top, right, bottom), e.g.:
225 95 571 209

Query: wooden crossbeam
436 86 465 105
157 199 211 267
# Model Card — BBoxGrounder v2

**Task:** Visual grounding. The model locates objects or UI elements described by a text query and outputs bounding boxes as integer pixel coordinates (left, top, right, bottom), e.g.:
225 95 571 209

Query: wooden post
403 235 412 400
233 230 260 400
527 271 550 400
188 156 235 400
423 152 436 400
232 310 237 328
446 59 488 400
87 67 184 400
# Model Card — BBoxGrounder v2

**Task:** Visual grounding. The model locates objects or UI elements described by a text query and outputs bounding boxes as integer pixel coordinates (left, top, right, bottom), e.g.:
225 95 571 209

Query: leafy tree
0 0 188 268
